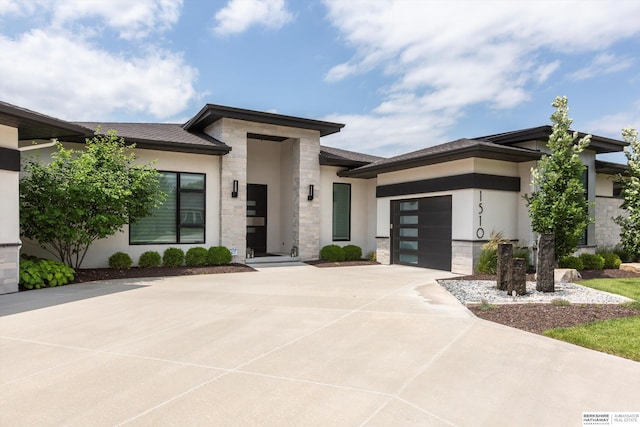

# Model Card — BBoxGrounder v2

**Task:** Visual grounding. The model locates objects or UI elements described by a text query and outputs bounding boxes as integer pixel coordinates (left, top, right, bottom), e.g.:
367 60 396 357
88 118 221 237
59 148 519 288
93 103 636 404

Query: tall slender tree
615 128 640 260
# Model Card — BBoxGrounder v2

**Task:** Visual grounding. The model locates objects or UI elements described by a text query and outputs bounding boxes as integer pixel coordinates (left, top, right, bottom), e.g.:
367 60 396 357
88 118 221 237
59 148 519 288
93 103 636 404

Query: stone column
512 258 527 296
497 243 513 291
295 135 321 260
536 234 555 292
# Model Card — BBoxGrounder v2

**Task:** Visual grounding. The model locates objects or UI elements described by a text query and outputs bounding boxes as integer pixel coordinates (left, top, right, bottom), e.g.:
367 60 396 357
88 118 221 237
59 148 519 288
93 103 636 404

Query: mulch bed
458 269 640 335
73 263 255 283
305 260 379 267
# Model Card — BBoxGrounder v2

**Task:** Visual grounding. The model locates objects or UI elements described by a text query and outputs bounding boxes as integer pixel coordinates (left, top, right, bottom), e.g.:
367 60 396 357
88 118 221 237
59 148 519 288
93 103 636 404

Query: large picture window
332 183 351 241
130 172 205 244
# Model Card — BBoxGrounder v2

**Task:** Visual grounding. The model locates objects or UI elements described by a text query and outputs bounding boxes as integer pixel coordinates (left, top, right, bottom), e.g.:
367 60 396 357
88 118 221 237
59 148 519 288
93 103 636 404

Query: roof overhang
184 104 345 137
0 101 90 141
478 125 627 154
340 143 541 179
595 160 627 175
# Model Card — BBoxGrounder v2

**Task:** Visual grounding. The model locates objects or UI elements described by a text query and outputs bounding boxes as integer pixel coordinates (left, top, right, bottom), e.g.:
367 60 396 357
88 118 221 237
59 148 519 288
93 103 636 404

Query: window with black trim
130 172 205 244
332 183 351 241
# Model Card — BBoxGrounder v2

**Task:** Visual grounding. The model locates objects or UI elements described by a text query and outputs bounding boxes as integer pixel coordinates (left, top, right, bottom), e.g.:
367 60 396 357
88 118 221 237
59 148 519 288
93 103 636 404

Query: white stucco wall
21 142 222 268
0 124 20 294
320 166 376 256
596 174 615 197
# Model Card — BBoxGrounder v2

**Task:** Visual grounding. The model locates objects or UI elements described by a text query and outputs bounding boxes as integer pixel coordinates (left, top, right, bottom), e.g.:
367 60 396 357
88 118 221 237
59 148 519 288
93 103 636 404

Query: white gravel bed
437 279 632 305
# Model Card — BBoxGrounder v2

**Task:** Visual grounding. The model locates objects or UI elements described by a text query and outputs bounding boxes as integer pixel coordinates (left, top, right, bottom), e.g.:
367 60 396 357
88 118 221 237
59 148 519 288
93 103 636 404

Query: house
0 99 629 295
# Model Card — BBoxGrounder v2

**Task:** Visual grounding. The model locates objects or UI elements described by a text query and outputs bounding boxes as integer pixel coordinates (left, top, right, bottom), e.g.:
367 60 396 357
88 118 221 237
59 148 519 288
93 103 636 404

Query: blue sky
1 0 639 163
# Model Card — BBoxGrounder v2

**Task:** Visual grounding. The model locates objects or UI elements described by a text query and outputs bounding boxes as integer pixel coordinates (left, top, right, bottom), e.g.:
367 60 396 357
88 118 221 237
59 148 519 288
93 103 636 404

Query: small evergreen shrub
558 256 584 270
163 247 185 267
343 245 362 261
475 248 497 274
185 247 209 266
108 252 133 269
207 246 232 265
320 244 345 262
138 251 161 268
601 252 622 269
579 253 605 270
20 258 75 289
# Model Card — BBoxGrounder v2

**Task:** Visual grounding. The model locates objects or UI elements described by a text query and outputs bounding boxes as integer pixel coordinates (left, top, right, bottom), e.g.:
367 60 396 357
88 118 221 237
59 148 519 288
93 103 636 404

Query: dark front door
247 184 267 255
391 195 452 271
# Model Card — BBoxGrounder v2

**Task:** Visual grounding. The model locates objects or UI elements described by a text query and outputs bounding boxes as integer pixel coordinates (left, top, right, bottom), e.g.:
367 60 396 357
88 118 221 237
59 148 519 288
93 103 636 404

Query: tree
615 127 640 259
20 130 165 268
525 96 593 260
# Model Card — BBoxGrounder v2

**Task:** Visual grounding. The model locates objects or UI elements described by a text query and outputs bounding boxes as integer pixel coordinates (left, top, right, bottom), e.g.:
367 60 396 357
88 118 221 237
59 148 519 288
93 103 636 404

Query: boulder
620 263 640 274
554 268 581 283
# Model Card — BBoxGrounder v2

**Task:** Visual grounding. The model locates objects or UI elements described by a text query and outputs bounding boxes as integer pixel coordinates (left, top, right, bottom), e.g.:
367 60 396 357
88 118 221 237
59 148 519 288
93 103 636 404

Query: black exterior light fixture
232 179 239 198
307 184 314 201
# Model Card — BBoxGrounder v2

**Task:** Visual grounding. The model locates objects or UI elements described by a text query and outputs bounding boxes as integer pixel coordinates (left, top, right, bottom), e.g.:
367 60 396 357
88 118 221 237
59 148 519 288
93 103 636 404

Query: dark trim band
0 242 22 248
377 173 520 198
0 146 20 171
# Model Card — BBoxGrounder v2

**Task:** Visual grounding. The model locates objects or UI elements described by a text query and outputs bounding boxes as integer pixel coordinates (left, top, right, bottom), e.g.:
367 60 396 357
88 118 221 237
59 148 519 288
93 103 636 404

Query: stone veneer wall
452 240 484 275
595 196 625 248
295 136 321 260
376 237 390 265
209 119 248 263
0 245 19 294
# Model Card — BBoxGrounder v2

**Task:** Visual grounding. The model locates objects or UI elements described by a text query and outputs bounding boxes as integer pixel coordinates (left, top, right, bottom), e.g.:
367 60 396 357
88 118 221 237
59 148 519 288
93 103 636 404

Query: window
130 172 205 244
332 183 351 241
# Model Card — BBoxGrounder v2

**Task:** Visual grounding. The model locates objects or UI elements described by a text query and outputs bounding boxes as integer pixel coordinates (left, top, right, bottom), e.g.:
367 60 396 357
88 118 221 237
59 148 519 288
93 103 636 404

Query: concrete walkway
1 265 638 426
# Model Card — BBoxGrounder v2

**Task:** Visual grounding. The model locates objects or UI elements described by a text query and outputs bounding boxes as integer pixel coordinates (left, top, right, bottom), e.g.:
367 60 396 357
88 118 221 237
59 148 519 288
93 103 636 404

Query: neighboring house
0 99 630 295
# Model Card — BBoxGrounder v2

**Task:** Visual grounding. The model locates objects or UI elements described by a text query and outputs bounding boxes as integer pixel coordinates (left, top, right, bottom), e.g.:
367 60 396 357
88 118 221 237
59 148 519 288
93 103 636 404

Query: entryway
247 183 268 256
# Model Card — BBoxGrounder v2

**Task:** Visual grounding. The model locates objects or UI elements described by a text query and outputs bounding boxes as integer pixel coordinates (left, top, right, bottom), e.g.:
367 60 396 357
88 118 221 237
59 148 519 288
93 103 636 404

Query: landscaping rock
512 258 527 296
497 243 513 291
554 268 581 283
536 234 555 292
620 263 640 274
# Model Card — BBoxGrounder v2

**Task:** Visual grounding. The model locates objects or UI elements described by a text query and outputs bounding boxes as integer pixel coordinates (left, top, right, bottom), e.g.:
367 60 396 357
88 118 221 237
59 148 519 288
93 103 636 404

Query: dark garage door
391 195 452 270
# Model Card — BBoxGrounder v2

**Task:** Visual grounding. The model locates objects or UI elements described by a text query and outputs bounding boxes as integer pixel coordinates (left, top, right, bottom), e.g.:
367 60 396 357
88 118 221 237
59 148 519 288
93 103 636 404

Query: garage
391 195 452 270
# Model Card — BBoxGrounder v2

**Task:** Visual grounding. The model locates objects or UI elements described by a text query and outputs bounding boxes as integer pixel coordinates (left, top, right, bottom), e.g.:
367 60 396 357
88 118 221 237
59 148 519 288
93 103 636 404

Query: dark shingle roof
75 122 230 155
0 100 91 140
340 139 542 179
595 160 627 175
476 125 627 154
320 145 383 168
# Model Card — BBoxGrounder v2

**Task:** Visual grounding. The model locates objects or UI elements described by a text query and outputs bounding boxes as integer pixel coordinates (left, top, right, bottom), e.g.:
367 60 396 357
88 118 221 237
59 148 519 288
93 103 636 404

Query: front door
247 184 267 255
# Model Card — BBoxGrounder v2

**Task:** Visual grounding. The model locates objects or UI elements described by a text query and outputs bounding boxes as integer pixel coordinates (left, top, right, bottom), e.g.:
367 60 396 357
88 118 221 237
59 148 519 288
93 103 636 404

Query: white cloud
568 53 634 81
0 0 182 40
213 0 293 35
321 0 640 154
0 29 197 120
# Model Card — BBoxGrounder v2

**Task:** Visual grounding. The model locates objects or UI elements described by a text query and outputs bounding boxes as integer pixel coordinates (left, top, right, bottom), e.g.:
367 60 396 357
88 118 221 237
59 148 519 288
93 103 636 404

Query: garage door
391 195 452 270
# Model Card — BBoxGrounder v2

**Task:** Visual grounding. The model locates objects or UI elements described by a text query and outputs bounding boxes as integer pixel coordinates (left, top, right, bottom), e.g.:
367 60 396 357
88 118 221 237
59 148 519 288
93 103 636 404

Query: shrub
612 245 634 263
475 248 497 274
601 252 622 269
320 244 345 262
558 256 584 270
366 251 377 262
138 251 161 268
185 247 209 267
163 247 185 267
207 246 232 265
343 245 362 261
108 252 133 269
579 253 605 270
20 258 75 290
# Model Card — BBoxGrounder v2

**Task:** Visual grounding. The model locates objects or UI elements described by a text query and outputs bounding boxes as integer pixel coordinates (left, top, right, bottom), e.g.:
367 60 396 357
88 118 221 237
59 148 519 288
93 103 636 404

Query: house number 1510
476 190 485 239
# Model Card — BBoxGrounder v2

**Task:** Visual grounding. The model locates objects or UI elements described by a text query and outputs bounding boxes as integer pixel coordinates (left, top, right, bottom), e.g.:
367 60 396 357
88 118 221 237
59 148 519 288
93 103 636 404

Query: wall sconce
307 184 314 201
232 180 239 198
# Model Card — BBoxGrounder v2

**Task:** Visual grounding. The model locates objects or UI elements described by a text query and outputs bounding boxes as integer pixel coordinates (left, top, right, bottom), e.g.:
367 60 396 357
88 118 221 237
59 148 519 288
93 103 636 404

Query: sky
1 0 639 163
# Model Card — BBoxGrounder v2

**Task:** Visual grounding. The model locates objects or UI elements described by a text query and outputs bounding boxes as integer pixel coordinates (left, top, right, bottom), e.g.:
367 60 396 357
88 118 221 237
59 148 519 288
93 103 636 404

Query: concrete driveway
1 264 638 426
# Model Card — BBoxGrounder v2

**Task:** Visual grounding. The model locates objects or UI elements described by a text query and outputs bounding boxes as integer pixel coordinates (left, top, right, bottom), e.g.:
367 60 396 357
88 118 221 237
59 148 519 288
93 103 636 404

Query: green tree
525 96 593 260
615 127 640 259
20 130 165 268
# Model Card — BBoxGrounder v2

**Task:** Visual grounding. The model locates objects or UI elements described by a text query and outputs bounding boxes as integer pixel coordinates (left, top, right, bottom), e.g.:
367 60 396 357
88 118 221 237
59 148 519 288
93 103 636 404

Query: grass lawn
544 278 640 361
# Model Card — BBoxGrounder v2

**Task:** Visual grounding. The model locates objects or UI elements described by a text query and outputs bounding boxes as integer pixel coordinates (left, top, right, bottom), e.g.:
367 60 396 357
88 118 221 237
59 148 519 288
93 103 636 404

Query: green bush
20 258 75 290
579 253 605 270
138 251 161 268
612 245 634 263
108 252 133 269
343 245 362 261
320 244 345 262
185 247 209 267
207 246 232 265
163 247 185 267
475 248 497 274
600 252 622 269
558 256 584 270
366 251 377 261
